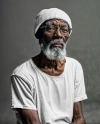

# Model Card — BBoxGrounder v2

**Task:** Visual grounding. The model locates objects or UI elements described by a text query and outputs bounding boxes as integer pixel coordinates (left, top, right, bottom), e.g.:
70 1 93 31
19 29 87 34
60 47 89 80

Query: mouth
52 43 63 48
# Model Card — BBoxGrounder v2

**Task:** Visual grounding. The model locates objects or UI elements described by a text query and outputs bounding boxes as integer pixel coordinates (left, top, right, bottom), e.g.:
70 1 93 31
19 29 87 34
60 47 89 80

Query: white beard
40 39 67 60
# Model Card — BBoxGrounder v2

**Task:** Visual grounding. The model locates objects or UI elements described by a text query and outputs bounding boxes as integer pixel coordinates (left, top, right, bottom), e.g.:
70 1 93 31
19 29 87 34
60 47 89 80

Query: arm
17 109 41 124
72 102 86 124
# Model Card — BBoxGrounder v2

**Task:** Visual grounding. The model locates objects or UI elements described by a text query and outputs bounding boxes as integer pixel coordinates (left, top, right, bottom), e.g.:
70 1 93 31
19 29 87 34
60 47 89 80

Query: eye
46 26 55 32
61 28 69 33
61 25 69 33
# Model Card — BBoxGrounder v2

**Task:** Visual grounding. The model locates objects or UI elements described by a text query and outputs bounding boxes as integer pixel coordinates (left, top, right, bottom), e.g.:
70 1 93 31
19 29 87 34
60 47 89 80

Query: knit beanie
34 8 72 37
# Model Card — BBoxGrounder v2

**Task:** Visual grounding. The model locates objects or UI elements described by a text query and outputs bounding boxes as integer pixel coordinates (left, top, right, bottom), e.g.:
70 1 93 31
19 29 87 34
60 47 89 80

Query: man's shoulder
11 59 31 76
65 57 81 65
65 57 83 74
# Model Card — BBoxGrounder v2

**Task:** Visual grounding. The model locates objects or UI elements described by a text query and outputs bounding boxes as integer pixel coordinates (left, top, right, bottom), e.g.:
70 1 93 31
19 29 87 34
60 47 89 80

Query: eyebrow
45 21 54 26
45 21 68 27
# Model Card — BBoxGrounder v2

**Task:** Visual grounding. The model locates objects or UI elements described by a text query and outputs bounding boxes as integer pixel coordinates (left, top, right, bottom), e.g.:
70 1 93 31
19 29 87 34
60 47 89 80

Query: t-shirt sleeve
11 75 37 110
74 61 88 102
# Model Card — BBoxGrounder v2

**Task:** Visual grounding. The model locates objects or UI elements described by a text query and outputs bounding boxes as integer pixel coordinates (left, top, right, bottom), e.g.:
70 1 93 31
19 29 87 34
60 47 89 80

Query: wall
0 0 100 123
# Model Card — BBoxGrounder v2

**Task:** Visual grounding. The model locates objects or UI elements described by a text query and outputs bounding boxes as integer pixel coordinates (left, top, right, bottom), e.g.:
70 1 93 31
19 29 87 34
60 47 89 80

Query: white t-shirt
11 57 87 124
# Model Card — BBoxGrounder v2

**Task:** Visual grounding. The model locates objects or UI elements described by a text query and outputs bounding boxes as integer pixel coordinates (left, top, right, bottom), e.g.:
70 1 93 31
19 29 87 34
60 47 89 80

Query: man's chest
39 65 65 76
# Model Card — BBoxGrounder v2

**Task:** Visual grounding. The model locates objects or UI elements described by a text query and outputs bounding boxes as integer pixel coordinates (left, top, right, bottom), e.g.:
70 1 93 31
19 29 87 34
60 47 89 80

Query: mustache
50 39 65 44
40 38 67 52
40 38 65 45
48 39 66 49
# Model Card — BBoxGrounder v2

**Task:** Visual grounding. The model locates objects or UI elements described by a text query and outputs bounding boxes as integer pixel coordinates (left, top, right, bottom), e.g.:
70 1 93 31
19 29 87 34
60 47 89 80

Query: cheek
64 33 69 41
63 36 69 42
43 32 53 41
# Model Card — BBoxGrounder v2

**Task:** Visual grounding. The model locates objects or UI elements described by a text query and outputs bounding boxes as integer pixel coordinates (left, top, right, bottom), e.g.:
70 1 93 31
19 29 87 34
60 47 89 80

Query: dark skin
32 19 69 76
17 19 86 124
72 102 86 124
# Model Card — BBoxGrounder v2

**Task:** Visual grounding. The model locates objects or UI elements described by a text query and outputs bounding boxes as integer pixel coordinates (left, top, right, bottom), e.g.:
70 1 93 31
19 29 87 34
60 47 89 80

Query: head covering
34 8 72 37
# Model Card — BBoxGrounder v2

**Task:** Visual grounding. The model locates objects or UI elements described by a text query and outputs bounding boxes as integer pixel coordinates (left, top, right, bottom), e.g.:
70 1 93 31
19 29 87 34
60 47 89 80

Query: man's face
43 19 69 43
39 19 70 60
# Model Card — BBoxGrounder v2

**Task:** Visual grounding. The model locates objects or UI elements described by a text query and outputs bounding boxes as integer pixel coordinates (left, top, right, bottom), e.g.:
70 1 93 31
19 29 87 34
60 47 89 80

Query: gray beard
40 39 67 60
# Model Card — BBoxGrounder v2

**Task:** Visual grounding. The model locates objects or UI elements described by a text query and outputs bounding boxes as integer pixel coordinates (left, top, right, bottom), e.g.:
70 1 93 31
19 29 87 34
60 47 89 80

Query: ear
35 29 42 39
35 20 47 39
35 28 44 39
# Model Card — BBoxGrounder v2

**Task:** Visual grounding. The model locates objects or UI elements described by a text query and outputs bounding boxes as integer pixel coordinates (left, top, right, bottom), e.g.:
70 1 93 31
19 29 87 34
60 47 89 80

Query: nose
53 27 63 39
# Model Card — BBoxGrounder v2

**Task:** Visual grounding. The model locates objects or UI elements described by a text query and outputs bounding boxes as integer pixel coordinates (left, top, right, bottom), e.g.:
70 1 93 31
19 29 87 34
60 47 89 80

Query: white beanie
34 8 72 37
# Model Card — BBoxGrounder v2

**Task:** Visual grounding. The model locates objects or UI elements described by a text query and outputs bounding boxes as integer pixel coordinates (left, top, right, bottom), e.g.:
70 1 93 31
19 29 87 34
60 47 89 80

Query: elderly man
11 8 87 124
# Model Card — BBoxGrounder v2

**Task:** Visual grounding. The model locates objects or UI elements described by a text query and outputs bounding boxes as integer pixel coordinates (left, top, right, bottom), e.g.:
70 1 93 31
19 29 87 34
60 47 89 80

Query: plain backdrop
0 0 100 124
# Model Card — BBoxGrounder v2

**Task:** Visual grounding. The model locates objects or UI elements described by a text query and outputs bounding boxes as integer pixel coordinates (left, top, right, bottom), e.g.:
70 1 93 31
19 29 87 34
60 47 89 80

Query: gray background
0 0 100 124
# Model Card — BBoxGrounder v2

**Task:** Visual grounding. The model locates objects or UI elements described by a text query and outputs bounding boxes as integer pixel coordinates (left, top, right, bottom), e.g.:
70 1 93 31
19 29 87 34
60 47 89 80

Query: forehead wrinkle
45 19 68 27
51 19 68 25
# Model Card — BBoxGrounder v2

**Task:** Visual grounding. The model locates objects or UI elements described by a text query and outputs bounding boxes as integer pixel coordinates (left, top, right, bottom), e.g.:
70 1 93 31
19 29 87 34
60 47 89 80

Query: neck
38 52 65 70
34 52 66 70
